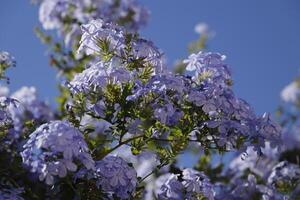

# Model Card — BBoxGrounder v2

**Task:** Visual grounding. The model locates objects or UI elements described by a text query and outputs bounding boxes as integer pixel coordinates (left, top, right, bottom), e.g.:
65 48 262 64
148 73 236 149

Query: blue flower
95 156 137 199
9 86 53 133
182 168 215 200
68 60 131 94
154 103 183 126
38 0 149 45
155 173 184 200
267 161 300 188
0 51 16 69
131 39 164 73
78 19 126 56
21 120 95 185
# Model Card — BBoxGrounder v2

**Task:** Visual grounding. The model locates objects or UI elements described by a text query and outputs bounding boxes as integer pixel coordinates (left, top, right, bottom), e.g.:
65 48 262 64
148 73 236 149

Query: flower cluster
0 97 15 132
222 71 300 198
155 173 184 200
0 1 292 199
69 59 131 94
182 168 215 200
224 139 300 199
281 80 300 104
0 51 16 82
37 0 148 46
76 19 163 71
0 96 20 152
154 169 214 200
8 86 53 134
268 161 300 190
68 19 164 117
216 174 287 200
0 51 16 69
95 156 137 199
21 120 94 185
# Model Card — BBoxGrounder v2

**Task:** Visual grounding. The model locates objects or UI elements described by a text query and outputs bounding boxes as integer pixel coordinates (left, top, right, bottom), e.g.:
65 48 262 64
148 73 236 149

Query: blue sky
1 0 300 116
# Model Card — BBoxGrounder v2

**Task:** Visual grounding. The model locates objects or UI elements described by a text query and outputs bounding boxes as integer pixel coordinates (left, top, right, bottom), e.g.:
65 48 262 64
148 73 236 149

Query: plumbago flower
0 51 16 82
215 173 287 200
0 55 54 152
0 96 20 151
0 51 16 69
182 168 215 200
221 67 300 199
229 145 278 179
76 19 163 72
21 120 94 185
268 161 300 194
8 86 53 134
33 0 150 99
281 80 300 105
95 156 138 199
0 1 290 198
154 169 214 200
0 97 15 132
222 128 300 199
155 173 184 200
37 0 149 45
69 59 132 94
67 19 281 170
73 155 138 199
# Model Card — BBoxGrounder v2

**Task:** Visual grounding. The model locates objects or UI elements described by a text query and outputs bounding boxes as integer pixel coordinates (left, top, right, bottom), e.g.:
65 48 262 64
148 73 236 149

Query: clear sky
1 0 300 116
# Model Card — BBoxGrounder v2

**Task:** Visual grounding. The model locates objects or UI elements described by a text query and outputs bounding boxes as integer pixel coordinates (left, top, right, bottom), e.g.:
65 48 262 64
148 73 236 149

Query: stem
139 161 168 183
105 135 144 155
149 138 199 143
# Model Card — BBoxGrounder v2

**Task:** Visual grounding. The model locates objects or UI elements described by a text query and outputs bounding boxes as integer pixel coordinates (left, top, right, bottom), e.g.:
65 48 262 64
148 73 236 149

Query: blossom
155 173 184 200
131 39 164 73
77 19 164 72
94 0 149 31
216 174 286 200
68 63 108 94
0 102 13 130
229 145 278 179
95 156 137 199
9 86 53 133
0 85 9 97
183 51 230 95
127 73 188 101
21 120 94 185
78 19 126 55
267 161 300 188
183 51 227 73
194 23 209 35
39 0 71 30
182 168 215 200
68 60 131 94
126 51 282 154
281 81 300 104
0 51 16 69
154 103 183 126
256 113 282 148
0 97 18 132
38 0 149 37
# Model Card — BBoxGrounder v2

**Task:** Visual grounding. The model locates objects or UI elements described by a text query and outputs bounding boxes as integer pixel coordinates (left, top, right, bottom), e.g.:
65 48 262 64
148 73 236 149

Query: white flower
194 23 209 35
281 81 300 103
